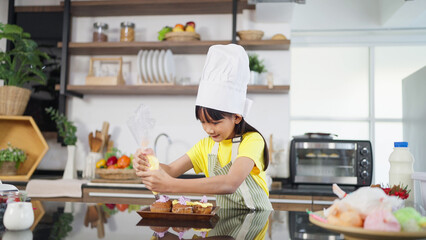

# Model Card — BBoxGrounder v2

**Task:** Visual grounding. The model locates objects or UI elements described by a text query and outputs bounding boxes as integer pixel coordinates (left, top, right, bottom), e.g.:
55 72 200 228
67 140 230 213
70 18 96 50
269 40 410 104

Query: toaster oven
290 138 373 186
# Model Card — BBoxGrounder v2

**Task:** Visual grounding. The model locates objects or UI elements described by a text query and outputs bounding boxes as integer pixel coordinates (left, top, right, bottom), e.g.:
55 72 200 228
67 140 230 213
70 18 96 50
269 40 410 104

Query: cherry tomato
107 164 118 169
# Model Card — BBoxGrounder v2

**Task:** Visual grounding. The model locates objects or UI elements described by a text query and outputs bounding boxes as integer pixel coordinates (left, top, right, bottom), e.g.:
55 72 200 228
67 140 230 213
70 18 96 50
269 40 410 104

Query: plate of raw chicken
309 184 426 240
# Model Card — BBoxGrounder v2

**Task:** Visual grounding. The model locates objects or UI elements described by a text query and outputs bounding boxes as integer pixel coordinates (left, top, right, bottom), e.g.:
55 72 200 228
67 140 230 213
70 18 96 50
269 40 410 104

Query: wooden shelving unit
56 84 290 95
58 39 290 55
63 0 254 16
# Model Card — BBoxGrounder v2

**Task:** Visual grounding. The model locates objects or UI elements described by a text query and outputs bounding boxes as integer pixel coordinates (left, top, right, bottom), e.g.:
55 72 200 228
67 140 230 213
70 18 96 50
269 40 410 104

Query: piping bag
127 104 160 200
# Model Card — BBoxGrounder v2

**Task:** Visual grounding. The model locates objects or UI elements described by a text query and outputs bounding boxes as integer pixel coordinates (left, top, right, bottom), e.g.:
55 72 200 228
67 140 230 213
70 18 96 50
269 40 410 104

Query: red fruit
116 204 129 212
185 21 195 28
107 156 118 166
105 203 115 210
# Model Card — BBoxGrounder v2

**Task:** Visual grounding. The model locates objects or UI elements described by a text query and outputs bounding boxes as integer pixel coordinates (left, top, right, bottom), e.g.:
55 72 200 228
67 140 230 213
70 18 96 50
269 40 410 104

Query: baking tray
137 216 219 229
137 206 219 220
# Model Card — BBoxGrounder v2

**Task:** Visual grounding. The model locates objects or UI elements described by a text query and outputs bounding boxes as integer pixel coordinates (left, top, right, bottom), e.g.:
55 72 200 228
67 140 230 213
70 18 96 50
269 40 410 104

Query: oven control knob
360 159 369 167
360 147 369 155
360 170 369 179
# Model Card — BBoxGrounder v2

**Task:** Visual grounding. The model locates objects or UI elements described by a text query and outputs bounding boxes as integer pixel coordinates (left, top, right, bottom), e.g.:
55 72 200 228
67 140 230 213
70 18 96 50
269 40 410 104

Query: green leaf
0 23 48 87
4 24 23 34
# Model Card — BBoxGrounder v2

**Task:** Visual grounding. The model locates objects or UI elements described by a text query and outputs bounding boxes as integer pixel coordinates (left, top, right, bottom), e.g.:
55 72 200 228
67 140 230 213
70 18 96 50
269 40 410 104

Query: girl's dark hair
195 106 269 170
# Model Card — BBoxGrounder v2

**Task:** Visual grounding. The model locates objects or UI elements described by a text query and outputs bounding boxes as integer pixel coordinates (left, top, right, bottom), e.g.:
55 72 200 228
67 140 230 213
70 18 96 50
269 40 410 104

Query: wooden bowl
165 32 200 41
95 168 137 180
237 30 264 40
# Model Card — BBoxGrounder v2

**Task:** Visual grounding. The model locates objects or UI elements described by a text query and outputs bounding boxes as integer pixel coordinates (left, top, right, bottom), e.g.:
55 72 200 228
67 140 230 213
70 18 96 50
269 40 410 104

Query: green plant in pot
0 143 27 175
45 107 78 179
248 54 267 85
0 22 49 116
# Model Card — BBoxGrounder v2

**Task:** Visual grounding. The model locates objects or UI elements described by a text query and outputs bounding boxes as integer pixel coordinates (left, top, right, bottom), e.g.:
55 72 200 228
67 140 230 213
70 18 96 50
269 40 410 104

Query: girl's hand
133 148 155 172
137 168 173 193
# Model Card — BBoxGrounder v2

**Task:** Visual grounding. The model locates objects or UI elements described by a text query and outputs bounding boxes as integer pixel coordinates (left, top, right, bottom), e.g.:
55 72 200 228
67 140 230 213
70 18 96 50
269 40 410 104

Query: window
291 45 426 185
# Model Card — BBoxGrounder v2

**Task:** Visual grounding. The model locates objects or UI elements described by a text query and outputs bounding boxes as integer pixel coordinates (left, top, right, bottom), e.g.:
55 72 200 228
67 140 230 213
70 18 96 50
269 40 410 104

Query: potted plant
0 23 49 116
0 143 27 175
248 54 267 85
45 107 78 179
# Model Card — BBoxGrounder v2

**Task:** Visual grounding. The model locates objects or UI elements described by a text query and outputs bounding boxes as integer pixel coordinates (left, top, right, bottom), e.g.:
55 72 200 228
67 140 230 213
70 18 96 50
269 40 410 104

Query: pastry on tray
150 195 172 213
192 195 213 214
172 196 193 214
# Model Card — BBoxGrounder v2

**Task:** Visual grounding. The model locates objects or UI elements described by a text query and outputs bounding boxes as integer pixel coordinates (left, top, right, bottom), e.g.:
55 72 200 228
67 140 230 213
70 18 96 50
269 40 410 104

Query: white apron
207 136 273 210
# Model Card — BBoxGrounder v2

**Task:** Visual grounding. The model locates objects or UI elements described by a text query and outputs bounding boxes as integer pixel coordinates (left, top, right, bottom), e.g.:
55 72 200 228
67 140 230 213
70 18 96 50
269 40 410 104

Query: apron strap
212 142 219 155
231 136 255 210
211 136 256 210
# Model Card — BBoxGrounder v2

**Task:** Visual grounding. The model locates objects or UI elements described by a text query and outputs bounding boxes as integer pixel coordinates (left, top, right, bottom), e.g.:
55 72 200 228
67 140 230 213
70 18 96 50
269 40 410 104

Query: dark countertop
20 199 343 240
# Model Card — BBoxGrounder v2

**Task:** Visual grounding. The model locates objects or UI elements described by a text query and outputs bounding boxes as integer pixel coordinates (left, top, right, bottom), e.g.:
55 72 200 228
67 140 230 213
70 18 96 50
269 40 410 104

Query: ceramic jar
3 202 34 230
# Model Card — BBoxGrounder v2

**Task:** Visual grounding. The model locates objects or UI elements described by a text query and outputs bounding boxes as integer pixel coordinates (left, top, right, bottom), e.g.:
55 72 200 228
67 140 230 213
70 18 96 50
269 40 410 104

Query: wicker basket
0 162 18 176
0 86 31 116
95 168 138 180
237 30 264 40
164 32 200 41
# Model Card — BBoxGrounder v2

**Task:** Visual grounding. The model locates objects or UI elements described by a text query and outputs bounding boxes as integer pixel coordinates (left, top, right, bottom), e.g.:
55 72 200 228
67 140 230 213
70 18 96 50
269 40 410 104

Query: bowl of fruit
158 21 200 41
95 148 137 180
237 30 264 41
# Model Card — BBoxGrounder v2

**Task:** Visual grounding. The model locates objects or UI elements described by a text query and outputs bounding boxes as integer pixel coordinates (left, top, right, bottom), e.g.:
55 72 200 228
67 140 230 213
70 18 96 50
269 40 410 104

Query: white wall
5 1 291 172
65 12 291 172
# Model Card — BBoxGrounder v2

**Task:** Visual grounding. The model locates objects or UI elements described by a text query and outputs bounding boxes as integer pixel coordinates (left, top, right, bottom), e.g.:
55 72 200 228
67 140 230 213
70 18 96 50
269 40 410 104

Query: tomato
116 204 129 212
107 164 118 169
117 155 131 168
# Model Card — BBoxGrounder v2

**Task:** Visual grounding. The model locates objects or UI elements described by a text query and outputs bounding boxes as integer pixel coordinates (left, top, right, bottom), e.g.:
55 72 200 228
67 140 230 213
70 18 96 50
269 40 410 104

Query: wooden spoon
88 132 94 152
92 138 103 153
87 205 98 224
96 205 105 238
100 122 109 153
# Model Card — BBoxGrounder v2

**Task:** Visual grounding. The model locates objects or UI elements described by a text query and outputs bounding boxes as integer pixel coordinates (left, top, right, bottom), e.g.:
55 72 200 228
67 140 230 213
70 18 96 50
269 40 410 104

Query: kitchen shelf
58 40 290 55
63 0 254 17
56 85 290 95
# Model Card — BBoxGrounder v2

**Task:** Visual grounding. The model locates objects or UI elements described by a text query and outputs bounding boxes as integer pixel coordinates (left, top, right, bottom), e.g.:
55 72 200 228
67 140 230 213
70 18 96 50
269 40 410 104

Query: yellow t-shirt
186 132 269 196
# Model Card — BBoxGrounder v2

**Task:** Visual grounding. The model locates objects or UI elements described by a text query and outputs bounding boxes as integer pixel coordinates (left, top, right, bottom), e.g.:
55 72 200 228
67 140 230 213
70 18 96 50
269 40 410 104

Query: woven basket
165 32 200 41
95 168 138 180
237 30 264 40
0 162 18 176
0 86 31 116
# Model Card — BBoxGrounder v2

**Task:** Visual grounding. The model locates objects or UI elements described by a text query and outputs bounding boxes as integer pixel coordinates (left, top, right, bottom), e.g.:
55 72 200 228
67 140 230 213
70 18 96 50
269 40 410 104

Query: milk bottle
389 142 414 201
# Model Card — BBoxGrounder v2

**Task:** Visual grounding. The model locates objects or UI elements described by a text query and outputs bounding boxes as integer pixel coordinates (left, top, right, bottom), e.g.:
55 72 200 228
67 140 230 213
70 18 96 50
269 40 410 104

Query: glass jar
93 22 108 42
120 21 135 42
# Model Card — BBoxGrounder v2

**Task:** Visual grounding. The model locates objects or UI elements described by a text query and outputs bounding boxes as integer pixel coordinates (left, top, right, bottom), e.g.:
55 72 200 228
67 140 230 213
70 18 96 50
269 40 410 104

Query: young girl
133 44 273 210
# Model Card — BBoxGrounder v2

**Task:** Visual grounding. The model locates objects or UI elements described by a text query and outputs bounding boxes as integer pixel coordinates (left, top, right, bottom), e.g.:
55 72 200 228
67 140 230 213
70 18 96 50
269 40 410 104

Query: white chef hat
195 44 252 117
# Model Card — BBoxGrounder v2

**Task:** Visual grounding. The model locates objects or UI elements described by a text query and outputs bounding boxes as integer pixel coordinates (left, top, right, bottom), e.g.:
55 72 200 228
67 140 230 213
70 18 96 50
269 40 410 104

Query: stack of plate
137 49 175 84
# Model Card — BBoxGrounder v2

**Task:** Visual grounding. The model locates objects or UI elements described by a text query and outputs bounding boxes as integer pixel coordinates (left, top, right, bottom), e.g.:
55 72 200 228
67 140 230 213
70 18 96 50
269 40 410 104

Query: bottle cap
394 142 408 148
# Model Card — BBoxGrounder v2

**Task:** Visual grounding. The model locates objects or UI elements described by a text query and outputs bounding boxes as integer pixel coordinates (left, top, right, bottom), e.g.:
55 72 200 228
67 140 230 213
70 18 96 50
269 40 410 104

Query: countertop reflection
2 200 342 240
